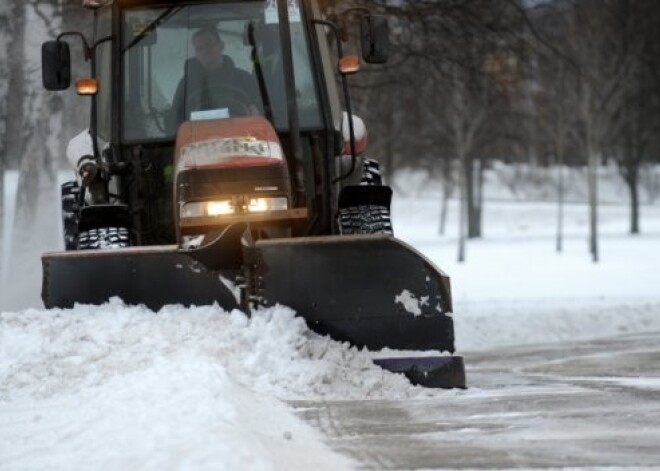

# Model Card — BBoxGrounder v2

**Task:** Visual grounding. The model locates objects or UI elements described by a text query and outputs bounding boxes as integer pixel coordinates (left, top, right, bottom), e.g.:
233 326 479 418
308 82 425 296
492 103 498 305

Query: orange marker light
76 78 98 95
339 55 360 75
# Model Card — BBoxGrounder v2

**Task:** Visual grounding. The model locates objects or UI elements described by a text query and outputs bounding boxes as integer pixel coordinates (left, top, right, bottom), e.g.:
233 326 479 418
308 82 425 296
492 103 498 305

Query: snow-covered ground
1 166 660 470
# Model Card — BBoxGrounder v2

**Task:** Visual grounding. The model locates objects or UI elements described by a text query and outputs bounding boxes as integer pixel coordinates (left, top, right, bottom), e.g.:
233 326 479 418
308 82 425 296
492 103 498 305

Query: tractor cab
118 2 324 140
44 0 374 245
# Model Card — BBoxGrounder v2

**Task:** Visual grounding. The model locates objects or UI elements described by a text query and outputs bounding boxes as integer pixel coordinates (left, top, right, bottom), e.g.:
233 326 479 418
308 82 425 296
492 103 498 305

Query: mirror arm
57 32 93 61
54 32 113 62
312 19 357 184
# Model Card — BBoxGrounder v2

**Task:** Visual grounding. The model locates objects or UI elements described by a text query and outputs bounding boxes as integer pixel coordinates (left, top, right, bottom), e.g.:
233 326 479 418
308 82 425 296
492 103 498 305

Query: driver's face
193 33 224 70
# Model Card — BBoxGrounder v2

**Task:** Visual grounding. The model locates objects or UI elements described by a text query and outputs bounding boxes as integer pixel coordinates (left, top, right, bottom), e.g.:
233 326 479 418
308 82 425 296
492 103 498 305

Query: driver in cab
167 26 260 132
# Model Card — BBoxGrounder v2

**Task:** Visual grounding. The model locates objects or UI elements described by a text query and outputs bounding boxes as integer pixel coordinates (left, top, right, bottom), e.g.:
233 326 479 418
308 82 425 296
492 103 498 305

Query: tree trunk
465 154 477 239
2 0 26 278
628 168 640 234
0 2 10 272
556 151 565 253
475 156 486 238
467 157 484 238
438 157 453 236
587 156 599 262
4 0 26 170
582 83 599 263
457 150 467 263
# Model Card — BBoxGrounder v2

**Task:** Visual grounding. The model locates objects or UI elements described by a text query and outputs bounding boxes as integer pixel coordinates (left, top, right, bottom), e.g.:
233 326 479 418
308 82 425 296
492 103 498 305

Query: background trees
344 0 660 259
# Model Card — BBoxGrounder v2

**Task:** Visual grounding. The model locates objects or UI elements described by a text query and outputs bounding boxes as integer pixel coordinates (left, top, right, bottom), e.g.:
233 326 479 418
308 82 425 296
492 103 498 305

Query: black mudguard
338 185 392 210
78 204 132 232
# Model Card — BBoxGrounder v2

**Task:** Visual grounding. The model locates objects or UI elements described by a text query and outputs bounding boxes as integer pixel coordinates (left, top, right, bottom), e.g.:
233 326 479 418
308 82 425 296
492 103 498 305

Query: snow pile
1 300 432 470
1 348 349 471
0 300 420 403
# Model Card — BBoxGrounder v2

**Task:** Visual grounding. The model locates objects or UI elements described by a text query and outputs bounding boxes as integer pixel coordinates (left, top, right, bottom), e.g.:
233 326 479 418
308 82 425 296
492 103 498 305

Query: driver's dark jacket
167 55 259 133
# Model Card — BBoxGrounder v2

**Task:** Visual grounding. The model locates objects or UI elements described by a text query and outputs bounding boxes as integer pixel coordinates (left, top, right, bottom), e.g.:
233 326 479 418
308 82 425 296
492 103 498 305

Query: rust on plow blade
42 233 457 355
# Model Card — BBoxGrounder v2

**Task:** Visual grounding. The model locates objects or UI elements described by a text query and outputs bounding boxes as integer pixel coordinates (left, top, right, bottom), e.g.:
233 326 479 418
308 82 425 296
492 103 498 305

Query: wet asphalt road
293 332 660 470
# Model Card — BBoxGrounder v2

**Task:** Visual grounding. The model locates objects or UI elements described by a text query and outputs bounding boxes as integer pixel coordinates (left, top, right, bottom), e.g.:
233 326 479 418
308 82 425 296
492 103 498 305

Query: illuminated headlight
181 197 288 217
247 197 288 213
182 200 234 217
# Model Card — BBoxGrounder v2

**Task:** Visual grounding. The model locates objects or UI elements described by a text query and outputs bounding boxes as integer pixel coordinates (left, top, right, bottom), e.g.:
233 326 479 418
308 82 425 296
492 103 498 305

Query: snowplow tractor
40 0 465 388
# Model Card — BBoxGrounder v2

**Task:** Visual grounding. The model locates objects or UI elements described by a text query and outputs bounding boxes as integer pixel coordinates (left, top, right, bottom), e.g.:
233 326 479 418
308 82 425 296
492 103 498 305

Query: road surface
294 331 660 469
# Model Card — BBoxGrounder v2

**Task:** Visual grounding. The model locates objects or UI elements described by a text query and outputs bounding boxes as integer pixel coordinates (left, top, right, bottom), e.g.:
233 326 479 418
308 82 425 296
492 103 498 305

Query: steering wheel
185 84 254 118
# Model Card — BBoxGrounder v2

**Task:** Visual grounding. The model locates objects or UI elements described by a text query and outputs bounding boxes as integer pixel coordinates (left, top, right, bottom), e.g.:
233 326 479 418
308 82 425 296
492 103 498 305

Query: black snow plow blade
43 231 461 386
247 234 455 352
42 245 242 312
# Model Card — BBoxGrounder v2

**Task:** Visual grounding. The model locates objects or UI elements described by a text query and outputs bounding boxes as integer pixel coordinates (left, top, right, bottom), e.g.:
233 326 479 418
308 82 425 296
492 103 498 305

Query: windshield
122 1 322 142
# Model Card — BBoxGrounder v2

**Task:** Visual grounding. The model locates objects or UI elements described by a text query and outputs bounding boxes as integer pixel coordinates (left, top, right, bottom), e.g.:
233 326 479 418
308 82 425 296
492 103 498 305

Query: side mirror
42 41 71 91
360 15 388 64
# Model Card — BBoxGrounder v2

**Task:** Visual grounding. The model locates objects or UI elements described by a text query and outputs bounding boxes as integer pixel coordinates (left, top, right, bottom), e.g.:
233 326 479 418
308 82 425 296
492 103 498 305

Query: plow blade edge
42 234 456 354
42 246 240 311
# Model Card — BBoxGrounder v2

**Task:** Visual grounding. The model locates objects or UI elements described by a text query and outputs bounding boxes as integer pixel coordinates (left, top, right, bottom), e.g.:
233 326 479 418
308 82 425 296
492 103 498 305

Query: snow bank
0 299 439 470
0 299 427 400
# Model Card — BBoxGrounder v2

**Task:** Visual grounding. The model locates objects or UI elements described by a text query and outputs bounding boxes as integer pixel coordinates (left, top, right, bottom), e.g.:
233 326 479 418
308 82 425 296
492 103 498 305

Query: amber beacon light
76 77 98 95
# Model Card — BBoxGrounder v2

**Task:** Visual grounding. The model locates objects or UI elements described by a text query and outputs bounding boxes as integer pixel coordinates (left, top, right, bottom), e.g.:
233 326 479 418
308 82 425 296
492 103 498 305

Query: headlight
207 201 235 216
182 200 234 217
247 197 288 213
181 197 288 217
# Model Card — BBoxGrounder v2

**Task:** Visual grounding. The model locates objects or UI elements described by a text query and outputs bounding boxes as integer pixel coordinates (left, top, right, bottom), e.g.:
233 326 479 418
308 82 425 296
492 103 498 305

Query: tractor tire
77 227 131 250
61 181 80 251
338 204 393 235
338 158 392 235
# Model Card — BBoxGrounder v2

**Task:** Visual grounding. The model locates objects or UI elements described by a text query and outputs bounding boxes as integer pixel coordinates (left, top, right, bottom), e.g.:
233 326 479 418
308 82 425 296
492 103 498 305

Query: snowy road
294 331 660 470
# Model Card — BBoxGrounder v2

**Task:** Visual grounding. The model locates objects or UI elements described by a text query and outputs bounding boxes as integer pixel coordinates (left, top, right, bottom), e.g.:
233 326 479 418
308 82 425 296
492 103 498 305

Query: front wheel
77 227 131 250
338 205 393 235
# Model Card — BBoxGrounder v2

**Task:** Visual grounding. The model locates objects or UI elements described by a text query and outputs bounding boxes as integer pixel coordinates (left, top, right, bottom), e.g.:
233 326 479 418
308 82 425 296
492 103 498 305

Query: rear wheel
77 227 131 250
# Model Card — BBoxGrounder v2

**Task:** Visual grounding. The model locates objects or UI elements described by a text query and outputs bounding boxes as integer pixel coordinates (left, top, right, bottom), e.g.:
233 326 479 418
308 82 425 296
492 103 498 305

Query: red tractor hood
175 116 285 171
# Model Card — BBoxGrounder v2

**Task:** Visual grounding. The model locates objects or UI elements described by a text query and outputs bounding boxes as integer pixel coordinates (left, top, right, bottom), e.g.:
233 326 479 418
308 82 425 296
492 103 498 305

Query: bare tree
0 2 10 266
0 0 27 275
4 0 27 172
534 50 579 251
604 0 660 234
327 0 660 252
555 1 624 261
